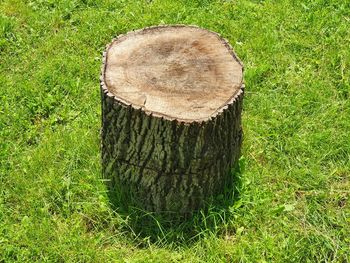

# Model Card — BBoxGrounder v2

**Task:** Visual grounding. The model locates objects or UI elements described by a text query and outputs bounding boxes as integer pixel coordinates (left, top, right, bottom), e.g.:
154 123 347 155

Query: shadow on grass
107 158 245 246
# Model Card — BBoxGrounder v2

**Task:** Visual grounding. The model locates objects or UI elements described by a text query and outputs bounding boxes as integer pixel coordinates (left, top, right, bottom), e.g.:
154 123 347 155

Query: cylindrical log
100 25 244 213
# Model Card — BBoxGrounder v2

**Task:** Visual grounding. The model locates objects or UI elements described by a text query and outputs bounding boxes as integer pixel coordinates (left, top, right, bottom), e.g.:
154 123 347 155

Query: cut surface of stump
104 26 243 122
101 25 244 213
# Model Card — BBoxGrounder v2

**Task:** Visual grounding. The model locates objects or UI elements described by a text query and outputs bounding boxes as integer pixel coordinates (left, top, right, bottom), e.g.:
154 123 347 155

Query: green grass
1 0 350 262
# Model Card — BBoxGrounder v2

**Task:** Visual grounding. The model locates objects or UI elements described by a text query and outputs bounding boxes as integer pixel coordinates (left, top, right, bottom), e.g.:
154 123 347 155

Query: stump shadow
106 159 245 246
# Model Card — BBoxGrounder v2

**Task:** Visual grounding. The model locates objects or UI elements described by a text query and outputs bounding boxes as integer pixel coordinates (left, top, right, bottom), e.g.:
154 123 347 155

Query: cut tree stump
100 25 244 213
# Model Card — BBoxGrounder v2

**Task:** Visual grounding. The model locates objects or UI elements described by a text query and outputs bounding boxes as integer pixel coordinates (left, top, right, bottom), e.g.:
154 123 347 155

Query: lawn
1 0 349 262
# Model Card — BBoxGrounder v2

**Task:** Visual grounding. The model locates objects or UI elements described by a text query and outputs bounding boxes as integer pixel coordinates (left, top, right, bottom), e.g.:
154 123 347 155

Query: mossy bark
101 87 244 213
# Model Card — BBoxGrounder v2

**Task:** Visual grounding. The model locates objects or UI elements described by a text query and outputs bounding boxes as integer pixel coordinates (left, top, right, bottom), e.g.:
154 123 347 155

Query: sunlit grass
1 0 349 262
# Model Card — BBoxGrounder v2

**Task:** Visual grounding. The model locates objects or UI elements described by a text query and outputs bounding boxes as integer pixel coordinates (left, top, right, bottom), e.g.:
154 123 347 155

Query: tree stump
100 25 244 213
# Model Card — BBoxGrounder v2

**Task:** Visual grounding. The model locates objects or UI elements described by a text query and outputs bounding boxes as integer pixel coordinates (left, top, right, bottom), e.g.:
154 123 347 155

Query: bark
101 88 243 213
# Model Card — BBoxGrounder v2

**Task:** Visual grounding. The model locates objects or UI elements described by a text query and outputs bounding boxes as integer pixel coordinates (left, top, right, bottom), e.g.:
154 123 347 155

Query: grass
1 0 349 262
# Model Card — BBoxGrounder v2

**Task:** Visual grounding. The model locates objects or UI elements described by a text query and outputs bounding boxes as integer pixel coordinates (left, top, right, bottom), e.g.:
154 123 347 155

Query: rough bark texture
100 25 244 213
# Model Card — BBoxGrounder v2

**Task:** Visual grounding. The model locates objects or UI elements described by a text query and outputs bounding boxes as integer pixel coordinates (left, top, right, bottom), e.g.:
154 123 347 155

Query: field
1 0 349 262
